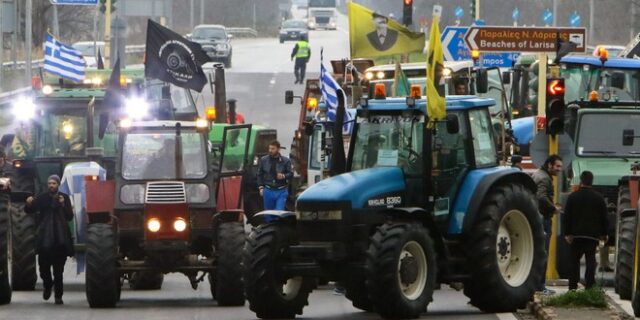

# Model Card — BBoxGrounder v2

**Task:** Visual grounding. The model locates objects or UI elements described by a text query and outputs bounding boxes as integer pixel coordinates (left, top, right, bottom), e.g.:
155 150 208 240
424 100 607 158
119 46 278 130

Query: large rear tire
616 185 635 299
129 271 163 290
365 223 437 319
212 221 245 306
9 202 36 291
244 223 315 319
463 183 545 312
86 223 120 308
0 195 11 305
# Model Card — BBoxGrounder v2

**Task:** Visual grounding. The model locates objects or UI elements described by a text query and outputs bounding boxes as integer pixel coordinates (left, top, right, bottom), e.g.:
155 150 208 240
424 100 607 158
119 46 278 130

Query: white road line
496 313 518 320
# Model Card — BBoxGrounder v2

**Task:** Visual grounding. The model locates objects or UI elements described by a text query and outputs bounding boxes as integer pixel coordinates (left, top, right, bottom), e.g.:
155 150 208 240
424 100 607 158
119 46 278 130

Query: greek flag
320 49 352 134
44 33 86 82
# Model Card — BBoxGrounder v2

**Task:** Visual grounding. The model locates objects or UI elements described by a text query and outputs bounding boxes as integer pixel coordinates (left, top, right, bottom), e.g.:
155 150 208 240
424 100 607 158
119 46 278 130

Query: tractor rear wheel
212 221 245 306
464 183 545 312
365 223 437 319
86 223 120 308
616 185 635 299
0 195 11 305
9 202 36 291
244 223 315 319
129 271 163 290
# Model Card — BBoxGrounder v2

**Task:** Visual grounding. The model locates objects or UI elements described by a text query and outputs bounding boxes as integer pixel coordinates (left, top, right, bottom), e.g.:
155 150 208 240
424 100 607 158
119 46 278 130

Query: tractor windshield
351 114 423 174
576 112 640 158
562 65 640 102
122 131 207 180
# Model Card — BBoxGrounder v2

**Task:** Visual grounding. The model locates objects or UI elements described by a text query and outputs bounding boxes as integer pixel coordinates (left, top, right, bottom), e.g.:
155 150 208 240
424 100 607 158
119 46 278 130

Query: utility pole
253 0 257 31
190 0 194 29
475 0 480 21
0 0 4 91
589 0 595 45
52 4 60 37
552 0 557 27
104 0 111 67
632 0 637 41
26 0 32 85
200 0 204 24
11 0 17 66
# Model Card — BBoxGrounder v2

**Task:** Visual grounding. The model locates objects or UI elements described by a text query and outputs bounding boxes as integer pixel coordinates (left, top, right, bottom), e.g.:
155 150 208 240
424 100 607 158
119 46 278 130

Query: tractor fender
250 210 297 226
449 167 536 235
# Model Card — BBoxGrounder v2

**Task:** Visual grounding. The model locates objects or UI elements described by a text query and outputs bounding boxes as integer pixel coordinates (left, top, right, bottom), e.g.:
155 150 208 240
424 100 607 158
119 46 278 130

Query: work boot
55 298 63 305
43 287 52 301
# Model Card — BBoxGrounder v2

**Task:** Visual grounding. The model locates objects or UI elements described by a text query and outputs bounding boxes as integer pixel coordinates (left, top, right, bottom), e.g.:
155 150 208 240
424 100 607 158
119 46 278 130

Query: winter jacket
25 191 74 257
531 168 556 218
257 154 293 189
562 187 609 239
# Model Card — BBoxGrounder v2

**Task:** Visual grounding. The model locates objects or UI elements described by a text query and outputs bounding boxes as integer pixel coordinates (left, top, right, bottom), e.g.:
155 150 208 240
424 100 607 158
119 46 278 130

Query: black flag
97 48 105 70
144 19 209 92
103 57 122 109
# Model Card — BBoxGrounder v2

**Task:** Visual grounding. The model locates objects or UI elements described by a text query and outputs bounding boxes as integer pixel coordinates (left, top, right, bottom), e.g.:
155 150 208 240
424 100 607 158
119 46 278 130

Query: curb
528 291 633 320
604 293 635 320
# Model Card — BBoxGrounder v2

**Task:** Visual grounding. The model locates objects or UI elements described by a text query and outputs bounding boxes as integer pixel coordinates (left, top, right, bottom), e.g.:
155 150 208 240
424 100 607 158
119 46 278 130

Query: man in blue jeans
257 140 293 210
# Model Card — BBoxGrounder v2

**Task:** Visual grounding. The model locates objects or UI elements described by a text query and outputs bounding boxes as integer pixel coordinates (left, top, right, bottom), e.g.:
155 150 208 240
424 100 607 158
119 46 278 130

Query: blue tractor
244 91 546 319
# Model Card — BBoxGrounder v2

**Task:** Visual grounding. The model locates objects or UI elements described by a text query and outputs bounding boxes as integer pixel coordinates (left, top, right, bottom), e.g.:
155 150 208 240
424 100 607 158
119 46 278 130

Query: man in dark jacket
531 154 563 295
257 140 293 210
562 171 608 290
25 175 74 305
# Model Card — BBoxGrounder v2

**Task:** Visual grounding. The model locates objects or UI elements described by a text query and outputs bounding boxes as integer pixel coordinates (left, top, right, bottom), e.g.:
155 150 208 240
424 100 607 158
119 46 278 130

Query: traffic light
545 78 565 135
469 0 476 19
402 0 413 26
99 0 117 14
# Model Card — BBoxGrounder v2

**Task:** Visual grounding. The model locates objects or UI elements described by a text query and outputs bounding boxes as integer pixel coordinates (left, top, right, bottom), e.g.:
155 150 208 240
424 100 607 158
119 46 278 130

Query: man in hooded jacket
25 175 74 305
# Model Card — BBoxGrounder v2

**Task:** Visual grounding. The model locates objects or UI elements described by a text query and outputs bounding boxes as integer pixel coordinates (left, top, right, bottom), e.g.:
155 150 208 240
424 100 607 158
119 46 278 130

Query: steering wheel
597 87 633 101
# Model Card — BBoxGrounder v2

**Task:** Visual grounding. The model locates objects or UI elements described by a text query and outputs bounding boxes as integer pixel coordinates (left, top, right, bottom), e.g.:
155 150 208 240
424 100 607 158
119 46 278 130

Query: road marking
496 313 518 320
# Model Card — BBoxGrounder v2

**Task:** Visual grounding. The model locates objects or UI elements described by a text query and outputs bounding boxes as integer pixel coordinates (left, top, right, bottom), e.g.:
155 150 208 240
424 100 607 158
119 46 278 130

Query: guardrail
226 27 258 37
2 59 44 70
0 86 31 105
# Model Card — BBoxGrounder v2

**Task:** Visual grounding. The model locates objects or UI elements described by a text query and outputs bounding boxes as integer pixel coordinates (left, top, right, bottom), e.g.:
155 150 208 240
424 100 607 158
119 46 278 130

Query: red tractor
83 119 251 307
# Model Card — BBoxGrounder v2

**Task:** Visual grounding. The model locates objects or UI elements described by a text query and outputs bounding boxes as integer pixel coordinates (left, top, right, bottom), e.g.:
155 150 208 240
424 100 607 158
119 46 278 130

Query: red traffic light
547 79 565 95
404 0 413 5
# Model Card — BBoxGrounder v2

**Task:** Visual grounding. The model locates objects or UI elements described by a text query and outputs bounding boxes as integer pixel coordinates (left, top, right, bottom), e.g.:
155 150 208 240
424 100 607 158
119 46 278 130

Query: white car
72 41 105 68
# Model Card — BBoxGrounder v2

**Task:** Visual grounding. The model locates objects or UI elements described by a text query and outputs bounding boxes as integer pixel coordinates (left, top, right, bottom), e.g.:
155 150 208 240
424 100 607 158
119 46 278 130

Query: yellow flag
426 14 446 122
348 2 425 58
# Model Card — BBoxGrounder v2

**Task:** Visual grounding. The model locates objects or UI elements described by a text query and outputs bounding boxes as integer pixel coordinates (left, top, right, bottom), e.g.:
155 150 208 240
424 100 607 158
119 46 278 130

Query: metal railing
226 28 258 37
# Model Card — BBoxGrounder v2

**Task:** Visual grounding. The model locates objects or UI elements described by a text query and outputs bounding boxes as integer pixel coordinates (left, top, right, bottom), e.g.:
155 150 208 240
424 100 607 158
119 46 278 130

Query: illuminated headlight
442 68 452 78
120 184 145 204
173 218 187 232
124 97 149 120
296 210 342 221
365 72 374 80
186 183 210 203
376 71 385 79
147 218 161 232
0 177 10 189
12 97 37 122
42 85 53 95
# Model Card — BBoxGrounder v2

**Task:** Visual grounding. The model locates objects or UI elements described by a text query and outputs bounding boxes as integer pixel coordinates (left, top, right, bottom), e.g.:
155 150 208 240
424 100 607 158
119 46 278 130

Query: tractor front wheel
464 183 545 312
0 195 11 304
86 223 120 308
244 223 314 319
212 221 245 306
10 202 37 291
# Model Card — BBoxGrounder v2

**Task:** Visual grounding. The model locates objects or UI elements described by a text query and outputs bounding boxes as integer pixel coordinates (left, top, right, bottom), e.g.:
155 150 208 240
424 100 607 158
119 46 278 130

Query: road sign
621 32 640 58
454 6 464 18
464 26 587 53
50 0 98 4
542 9 553 25
569 11 581 27
442 26 520 68
512 8 519 21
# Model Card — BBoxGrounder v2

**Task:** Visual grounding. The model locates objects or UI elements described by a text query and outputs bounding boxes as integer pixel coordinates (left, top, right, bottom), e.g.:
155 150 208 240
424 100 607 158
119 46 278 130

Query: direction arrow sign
50 0 98 4
464 26 586 53
454 6 464 18
512 8 520 21
542 9 553 25
442 26 520 68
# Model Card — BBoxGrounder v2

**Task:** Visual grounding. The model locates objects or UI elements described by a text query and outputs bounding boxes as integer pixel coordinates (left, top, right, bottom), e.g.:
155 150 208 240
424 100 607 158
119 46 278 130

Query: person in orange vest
226 99 245 124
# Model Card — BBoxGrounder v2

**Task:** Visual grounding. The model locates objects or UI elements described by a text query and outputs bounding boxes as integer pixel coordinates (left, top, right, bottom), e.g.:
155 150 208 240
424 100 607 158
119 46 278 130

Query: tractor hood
571 157 635 186
296 167 406 209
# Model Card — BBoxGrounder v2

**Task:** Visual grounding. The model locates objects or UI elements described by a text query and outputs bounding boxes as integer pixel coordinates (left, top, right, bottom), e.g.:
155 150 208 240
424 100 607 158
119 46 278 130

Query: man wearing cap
367 12 399 52
25 175 74 305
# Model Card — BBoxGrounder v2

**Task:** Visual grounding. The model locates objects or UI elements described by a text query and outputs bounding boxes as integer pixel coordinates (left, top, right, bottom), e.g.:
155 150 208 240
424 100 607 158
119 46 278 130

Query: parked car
189 25 233 68
279 20 309 43
72 41 105 68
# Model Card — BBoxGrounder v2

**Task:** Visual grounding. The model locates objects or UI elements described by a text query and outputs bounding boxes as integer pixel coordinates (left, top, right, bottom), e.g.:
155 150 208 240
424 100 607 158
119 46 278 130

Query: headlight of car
121 184 145 204
186 183 210 203
296 210 342 221
215 43 228 51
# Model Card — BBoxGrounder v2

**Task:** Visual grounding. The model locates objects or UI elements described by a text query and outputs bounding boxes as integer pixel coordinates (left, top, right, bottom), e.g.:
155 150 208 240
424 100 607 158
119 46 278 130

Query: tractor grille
592 185 618 208
316 17 330 24
145 181 186 204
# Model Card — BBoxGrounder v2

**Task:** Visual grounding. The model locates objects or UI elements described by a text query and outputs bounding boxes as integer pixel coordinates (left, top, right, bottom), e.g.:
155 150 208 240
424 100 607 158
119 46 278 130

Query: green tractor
244 92 545 319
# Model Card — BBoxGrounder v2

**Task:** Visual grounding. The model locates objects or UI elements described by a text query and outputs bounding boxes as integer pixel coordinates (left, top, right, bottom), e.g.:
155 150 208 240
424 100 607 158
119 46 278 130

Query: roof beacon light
374 83 386 99
307 97 318 111
410 84 421 98
471 50 481 61
598 47 609 64
589 90 599 102
205 106 217 121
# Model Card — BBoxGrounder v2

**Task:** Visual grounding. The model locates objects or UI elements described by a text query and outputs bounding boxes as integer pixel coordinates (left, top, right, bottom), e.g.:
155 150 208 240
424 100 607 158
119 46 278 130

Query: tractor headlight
173 218 187 232
120 184 145 204
296 210 342 221
147 218 161 232
12 97 37 122
124 97 149 120
186 183 210 203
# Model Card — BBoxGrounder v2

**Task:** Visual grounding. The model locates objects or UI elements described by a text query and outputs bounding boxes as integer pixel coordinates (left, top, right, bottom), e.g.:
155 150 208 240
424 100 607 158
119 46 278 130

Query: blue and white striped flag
44 33 86 82
320 49 352 134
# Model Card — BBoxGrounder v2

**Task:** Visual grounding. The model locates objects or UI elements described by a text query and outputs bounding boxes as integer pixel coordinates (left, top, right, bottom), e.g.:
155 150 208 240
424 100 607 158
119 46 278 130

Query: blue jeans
541 217 552 289
263 188 288 210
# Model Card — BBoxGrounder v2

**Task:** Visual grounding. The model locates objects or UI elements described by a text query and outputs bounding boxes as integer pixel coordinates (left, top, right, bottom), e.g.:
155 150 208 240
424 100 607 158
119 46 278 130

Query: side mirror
623 129 635 146
285 90 294 104
476 68 488 94
303 122 314 136
445 114 460 134
502 71 511 84
611 71 625 90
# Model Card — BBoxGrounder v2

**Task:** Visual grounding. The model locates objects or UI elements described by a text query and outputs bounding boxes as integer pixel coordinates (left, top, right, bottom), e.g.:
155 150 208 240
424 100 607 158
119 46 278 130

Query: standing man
25 175 74 305
562 171 608 291
257 141 293 210
291 34 311 84
532 154 563 295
